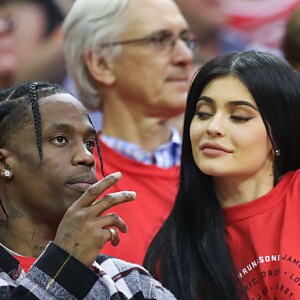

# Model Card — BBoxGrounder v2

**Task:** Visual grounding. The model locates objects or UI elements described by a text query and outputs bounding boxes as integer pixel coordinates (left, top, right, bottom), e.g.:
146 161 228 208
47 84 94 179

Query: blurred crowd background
1 0 300 110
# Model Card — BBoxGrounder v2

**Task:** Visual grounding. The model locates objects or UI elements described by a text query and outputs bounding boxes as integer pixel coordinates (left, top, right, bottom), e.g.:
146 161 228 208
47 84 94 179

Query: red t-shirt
94 138 179 265
225 170 300 299
15 256 37 273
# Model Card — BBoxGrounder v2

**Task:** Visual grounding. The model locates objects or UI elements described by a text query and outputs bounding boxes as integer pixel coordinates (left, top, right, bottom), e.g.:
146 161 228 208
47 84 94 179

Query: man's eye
85 140 95 150
151 33 172 45
180 33 193 42
51 136 68 144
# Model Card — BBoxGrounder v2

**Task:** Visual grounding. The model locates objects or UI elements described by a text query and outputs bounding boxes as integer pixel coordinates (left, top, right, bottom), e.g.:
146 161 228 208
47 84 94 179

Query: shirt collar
101 127 181 168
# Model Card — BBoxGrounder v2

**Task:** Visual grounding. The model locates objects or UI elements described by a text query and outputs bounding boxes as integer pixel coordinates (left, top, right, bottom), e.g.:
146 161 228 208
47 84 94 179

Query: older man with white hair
62 0 194 264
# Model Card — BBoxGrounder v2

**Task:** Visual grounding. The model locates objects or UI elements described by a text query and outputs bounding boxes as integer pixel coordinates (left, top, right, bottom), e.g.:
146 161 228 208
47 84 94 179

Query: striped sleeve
0 243 176 299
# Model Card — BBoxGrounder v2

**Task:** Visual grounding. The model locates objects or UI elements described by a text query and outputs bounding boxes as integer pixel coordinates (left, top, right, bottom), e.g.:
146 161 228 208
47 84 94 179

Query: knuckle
108 213 119 222
103 174 118 185
87 184 100 196
73 210 88 222
102 194 114 205
122 191 134 201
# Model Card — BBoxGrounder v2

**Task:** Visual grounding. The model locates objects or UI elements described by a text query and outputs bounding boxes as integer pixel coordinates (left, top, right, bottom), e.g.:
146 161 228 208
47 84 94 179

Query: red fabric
14 256 37 273
224 0 300 48
225 170 300 299
95 138 179 265
227 1 300 29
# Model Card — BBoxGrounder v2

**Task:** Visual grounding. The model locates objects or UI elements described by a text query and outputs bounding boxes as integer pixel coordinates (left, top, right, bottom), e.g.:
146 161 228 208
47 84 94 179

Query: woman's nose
206 115 226 137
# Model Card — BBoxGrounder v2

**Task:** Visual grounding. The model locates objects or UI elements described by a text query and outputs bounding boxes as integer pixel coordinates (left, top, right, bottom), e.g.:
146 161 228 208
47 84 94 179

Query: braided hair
0 81 105 224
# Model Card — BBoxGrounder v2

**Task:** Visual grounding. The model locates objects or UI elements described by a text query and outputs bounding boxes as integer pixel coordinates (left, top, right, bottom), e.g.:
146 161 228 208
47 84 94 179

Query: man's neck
102 116 173 153
100 91 181 153
0 218 56 258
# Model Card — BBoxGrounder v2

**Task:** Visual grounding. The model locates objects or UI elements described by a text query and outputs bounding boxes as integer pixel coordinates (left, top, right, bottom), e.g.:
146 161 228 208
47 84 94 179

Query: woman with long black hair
144 50 300 299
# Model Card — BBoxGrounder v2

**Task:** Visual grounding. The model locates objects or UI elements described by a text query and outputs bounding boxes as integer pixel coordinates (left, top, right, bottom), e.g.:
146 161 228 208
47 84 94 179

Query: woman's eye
51 136 68 144
230 115 253 122
195 111 213 120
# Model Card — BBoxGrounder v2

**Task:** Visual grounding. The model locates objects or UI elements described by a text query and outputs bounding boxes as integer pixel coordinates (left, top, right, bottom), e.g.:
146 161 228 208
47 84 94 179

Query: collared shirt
101 127 181 168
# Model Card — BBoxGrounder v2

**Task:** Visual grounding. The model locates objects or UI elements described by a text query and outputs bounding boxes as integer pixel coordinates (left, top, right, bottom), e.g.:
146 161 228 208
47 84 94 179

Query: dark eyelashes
230 116 253 121
194 111 212 116
194 111 254 122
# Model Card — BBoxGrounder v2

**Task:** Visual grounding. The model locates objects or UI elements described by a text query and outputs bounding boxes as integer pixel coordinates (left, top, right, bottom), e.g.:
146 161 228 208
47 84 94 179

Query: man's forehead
39 94 89 122
127 0 184 20
40 94 85 112
125 0 188 33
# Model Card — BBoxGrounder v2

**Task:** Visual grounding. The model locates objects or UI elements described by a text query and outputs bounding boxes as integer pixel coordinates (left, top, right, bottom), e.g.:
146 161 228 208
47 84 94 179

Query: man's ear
85 50 116 86
0 149 14 179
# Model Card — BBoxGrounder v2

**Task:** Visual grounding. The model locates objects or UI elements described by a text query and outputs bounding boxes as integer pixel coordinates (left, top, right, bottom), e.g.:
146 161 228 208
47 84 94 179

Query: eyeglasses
100 30 197 52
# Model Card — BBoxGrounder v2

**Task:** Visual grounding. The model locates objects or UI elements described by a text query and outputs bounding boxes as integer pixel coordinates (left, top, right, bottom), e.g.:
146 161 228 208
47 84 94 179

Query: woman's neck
213 171 274 208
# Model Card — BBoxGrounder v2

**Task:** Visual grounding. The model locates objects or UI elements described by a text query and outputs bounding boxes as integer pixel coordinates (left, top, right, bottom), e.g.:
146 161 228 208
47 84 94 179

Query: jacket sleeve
1 242 101 299
0 243 176 300
143 274 177 299
93 255 177 299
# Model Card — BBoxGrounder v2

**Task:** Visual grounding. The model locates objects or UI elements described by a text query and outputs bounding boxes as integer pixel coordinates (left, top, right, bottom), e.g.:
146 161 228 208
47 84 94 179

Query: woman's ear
84 50 116 86
0 149 13 179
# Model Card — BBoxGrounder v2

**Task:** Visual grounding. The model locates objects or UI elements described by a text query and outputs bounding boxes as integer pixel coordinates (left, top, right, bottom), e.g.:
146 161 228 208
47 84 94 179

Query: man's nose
72 143 95 167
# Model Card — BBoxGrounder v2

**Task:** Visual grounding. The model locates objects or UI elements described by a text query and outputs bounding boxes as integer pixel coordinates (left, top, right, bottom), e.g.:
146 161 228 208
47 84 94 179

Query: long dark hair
143 51 300 299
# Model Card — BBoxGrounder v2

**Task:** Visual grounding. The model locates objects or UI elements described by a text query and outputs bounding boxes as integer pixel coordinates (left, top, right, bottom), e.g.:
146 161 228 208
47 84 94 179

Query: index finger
74 171 122 208
91 191 136 217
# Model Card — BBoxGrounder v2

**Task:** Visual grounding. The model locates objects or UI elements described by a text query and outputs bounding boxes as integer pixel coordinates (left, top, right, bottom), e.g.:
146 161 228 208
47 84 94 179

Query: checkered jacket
0 242 175 299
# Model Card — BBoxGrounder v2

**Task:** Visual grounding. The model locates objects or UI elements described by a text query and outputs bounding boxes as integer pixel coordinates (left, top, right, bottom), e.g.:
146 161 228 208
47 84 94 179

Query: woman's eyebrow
225 100 258 111
198 96 213 103
198 96 258 111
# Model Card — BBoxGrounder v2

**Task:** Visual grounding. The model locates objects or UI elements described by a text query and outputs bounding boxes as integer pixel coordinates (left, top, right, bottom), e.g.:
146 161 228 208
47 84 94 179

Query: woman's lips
200 142 233 156
202 147 229 156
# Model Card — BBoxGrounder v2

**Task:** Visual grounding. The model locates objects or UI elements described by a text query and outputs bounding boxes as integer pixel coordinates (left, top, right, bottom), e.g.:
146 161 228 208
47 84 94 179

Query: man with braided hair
0 81 175 299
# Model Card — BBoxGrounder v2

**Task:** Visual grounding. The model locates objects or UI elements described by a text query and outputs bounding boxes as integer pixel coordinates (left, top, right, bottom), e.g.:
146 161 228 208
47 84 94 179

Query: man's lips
66 173 97 192
167 77 188 82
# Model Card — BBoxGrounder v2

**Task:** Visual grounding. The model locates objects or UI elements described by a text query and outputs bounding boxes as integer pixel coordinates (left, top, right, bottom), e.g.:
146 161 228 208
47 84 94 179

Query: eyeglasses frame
99 30 197 51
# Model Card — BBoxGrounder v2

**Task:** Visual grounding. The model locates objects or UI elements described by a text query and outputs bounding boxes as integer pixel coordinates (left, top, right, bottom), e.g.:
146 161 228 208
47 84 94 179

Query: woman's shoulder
280 169 300 183
276 169 300 194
